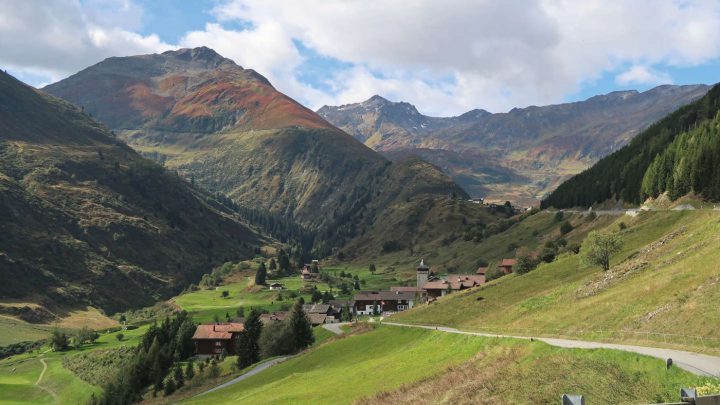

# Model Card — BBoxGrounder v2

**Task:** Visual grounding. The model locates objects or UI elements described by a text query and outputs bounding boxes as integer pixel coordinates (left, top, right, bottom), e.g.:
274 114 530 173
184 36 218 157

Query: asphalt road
193 356 293 398
383 322 720 377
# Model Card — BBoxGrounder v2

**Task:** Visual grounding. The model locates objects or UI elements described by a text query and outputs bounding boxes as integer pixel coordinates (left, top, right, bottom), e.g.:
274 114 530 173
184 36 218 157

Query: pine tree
288 300 314 351
268 258 277 271
255 262 267 285
185 360 195 380
236 309 262 368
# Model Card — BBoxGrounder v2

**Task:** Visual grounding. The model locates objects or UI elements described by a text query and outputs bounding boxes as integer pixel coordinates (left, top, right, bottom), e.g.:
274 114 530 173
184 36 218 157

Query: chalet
300 268 313 280
259 311 288 325
303 303 338 323
423 275 484 299
268 282 285 290
476 266 488 275
192 323 244 356
308 313 327 326
498 258 517 274
353 291 416 315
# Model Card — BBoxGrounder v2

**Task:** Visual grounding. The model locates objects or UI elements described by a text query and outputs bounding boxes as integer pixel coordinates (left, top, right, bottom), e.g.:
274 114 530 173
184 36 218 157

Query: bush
115 333 124 341
515 248 540 274
259 322 295 358
554 211 564 222
560 220 573 235
618 222 627 230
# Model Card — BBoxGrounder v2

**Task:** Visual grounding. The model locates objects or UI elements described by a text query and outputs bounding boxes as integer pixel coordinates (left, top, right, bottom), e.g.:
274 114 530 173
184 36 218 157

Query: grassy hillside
543 84 720 208
394 210 720 352
181 325 715 404
0 70 263 316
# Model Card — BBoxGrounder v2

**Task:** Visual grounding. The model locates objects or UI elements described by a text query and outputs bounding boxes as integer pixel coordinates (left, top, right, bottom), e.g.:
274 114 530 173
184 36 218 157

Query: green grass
0 316 52 346
312 326 334 345
394 211 720 351
181 326 490 404
0 324 149 404
174 276 335 323
181 325 717 404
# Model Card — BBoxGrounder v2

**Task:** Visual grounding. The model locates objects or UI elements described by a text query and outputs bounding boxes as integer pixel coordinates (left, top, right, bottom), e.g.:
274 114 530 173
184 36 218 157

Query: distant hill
0 70 263 314
543 84 720 208
44 47 469 256
318 86 710 204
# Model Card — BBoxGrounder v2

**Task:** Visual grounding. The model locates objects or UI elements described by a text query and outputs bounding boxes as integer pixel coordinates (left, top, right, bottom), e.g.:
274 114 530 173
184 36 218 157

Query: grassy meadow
393 210 720 352
182 325 717 405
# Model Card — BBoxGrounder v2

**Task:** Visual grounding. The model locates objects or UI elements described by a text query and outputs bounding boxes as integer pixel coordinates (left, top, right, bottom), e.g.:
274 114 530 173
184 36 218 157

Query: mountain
542 84 720 208
44 47 468 255
318 86 710 204
0 70 262 314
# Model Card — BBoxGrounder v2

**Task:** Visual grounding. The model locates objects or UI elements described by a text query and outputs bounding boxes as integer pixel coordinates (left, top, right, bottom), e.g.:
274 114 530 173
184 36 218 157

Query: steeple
417 259 429 289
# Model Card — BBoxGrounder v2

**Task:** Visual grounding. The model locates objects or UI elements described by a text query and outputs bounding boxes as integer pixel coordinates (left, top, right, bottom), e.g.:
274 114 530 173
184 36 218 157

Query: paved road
383 322 720 377
193 356 293 398
321 322 349 335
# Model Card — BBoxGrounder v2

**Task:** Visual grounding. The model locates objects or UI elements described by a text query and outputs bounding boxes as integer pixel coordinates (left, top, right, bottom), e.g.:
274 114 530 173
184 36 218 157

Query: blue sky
2 0 720 115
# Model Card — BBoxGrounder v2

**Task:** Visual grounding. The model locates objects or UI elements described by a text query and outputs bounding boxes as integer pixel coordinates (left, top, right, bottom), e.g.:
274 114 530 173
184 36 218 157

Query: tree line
542 84 720 208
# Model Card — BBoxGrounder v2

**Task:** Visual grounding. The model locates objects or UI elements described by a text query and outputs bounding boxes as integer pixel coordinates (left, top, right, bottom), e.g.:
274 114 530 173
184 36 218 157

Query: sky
1 0 719 116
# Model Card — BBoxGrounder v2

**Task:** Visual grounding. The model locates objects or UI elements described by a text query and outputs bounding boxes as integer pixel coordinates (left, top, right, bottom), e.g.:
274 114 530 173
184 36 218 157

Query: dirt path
383 322 720 377
35 357 48 385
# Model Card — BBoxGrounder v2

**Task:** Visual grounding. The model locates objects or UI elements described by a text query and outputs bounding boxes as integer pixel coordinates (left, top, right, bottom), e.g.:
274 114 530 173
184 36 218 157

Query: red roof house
498 259 517 274
192 323 244 356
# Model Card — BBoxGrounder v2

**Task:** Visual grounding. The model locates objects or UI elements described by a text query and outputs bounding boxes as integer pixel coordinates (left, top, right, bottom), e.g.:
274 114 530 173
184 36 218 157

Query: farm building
498 258 517 274
269 282 285 290
192 322 244 356
353 291 416 315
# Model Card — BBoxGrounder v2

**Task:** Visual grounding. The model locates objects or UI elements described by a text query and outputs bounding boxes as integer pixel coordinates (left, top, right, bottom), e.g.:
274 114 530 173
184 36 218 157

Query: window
215 341 222 347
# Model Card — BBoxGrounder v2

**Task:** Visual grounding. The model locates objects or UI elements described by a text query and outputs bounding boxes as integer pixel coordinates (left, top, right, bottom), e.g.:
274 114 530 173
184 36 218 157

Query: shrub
560 220 573 235
618 222 627 230
115 333 124 341
554 211 564 222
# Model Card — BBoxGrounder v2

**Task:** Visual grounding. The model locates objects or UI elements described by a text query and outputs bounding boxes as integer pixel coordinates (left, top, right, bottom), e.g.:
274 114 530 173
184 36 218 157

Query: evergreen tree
278 249 291 274
185 360 194 380
50 329 69 352
163 378 175 396
255 262 267 285
288 300 314 351
236 309 262 368
173 363 184 388
268 258 277 271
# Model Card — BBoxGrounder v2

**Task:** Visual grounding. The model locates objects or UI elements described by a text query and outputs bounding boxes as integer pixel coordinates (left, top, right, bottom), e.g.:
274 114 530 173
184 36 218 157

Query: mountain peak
364 94 392 105
160 46 234 69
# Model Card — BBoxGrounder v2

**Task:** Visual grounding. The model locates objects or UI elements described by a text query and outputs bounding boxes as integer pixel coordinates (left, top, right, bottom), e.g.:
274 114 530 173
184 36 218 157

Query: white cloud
616 65 673 86
1 0 719 114
0 0 171 84
210 0 720 114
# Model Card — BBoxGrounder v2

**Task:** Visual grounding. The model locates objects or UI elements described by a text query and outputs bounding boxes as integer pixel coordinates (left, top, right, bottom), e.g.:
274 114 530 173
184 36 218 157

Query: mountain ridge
318 85 710 204
0 70 264 313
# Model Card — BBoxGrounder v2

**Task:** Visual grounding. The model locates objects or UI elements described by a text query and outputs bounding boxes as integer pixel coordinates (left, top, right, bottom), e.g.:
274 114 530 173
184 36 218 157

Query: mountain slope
44 48 468 255
318 87 710 204
543 84 720 208
0 70 262 314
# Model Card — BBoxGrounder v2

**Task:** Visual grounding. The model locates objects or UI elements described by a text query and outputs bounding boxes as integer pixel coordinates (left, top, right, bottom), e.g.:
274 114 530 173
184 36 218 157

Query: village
190 258 517 356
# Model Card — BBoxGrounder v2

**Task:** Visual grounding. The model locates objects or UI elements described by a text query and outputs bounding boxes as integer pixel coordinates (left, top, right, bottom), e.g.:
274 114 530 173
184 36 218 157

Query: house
300 268 313 280
259 311 288 325
498 258 517 274
423 275 484 299
303 303 338 323
268 282 285 290
476 266 488 275
306 313 327 325
192 323 244 356
353 291 416 315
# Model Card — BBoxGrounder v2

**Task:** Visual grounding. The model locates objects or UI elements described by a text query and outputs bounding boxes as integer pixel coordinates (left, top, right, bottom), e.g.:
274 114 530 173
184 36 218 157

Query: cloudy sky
1 0 719 115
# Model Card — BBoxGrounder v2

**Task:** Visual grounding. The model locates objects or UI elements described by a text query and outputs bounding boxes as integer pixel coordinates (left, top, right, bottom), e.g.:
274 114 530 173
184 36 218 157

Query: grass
393 210 720 352
0 316 52 346
0 324 148 404
180 325 717 404
174 275 335 323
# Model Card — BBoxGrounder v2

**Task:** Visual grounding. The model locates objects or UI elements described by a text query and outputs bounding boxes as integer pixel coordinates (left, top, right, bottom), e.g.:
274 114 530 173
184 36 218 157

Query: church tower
417 259 429 289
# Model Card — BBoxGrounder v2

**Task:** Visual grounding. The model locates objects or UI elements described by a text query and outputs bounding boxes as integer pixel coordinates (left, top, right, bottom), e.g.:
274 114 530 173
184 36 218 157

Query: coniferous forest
542 84 720 208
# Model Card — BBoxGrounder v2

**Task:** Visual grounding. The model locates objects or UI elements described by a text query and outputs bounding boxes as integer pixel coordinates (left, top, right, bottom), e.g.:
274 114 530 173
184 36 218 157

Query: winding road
383 322 720 377
194 323 349 398
193 356 293 398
